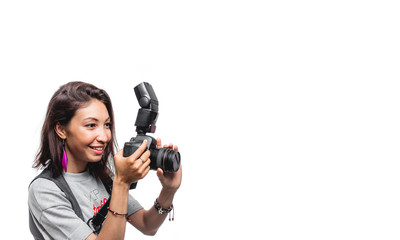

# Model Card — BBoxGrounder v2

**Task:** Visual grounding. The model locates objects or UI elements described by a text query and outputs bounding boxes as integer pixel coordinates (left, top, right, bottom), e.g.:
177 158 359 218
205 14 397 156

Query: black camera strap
87 183 112 234
87 182 137 234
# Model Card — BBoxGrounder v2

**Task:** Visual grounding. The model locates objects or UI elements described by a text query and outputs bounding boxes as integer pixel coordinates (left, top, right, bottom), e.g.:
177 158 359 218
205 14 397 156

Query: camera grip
123 142 139 189
123 142 139 158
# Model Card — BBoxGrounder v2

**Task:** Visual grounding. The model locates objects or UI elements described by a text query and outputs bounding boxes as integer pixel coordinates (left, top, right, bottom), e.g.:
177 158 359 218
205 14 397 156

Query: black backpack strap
29 169 84 238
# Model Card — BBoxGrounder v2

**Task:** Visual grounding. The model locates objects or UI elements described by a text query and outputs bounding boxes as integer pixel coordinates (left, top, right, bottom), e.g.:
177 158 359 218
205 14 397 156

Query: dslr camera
123 82 181 188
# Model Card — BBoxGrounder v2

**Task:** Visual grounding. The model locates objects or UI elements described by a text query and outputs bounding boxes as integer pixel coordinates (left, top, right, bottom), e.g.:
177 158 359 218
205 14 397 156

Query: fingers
136 149 151 162
156 168 164 181
114 141 153 184
156 137 162 148
134 146 151 174
163 143 178 152
137 156 151 177
130 150 151 181
129 140 148 161
158 138 178 151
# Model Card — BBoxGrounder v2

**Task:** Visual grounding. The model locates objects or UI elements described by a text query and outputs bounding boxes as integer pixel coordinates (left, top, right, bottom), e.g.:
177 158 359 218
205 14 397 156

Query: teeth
92 147 103 150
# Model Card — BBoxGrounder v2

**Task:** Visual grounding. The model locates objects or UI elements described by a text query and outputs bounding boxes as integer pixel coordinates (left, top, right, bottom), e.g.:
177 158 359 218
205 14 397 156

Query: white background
1 1 399 239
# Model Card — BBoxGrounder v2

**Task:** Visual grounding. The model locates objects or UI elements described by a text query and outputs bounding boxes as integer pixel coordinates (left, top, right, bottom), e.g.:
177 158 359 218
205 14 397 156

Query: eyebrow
83 117 111 122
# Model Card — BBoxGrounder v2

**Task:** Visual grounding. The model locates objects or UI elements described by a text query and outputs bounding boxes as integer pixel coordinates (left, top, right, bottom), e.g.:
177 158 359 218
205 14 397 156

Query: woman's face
64 99 112 168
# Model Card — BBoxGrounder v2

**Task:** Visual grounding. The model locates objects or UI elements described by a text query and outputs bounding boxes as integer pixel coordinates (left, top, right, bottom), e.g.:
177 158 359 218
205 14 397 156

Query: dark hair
33 81 116 183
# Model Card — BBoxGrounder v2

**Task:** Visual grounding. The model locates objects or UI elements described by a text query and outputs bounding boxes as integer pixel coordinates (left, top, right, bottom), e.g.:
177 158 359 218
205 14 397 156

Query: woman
28 81 182 239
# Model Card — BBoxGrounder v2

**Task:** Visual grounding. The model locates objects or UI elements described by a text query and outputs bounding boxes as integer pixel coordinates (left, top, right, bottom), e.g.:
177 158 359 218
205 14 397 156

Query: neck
64 148 88 173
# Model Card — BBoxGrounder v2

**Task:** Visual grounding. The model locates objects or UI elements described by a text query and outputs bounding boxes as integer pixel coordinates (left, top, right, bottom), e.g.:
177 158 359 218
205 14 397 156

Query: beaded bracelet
154 198 174 221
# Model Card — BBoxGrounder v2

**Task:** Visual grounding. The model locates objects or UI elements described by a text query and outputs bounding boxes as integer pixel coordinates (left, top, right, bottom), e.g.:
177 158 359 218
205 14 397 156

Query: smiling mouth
90 146 104 151
90 147 103 150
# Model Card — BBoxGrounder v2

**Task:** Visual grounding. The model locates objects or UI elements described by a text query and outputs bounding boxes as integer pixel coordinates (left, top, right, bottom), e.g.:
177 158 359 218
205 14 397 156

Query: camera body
123 82 181 189
124 134 180 173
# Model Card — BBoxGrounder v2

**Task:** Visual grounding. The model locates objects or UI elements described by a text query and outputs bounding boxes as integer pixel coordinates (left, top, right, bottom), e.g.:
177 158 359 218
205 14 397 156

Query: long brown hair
33 81 116 182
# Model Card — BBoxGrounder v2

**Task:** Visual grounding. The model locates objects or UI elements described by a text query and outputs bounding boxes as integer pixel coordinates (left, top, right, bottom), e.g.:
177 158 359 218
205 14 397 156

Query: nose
96 127 110 143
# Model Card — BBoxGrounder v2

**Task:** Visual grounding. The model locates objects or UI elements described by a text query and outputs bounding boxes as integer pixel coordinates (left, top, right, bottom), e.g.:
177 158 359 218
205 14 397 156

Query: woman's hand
113 140 151 186
155 138 183 192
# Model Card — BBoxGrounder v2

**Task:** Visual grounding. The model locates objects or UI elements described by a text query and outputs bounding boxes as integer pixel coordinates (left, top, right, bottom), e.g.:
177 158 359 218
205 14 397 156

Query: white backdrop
1 1 399 239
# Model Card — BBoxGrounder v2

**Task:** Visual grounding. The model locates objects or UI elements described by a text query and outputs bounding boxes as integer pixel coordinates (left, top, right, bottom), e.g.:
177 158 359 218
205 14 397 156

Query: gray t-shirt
28 171 143 240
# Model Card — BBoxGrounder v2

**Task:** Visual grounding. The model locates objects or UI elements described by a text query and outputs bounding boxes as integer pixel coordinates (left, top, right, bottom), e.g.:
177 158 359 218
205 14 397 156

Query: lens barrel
150 148 181 172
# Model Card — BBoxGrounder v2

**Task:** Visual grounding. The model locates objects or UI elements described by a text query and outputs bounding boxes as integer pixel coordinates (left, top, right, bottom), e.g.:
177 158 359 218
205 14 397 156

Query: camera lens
150 148 181 172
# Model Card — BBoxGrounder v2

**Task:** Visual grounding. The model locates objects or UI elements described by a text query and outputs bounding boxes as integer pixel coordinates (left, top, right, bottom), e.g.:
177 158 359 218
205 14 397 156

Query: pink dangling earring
62 139 68 172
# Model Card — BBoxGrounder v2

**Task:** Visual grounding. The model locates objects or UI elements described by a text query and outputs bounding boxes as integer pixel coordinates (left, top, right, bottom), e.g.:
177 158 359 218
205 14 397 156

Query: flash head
134 82 158 111
134 82 159 134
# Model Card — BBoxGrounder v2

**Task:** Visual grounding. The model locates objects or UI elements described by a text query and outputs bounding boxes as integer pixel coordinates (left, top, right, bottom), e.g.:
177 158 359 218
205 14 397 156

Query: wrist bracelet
154 198 174 221
107 207 128 217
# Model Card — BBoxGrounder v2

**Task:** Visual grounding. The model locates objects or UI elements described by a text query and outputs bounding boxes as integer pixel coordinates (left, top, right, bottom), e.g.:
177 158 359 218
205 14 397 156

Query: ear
55 122 67 140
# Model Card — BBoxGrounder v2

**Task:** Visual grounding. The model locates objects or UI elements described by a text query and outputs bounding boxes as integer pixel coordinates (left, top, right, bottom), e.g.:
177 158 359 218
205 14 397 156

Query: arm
128 168 181 235
128 139 182 236
87 140 151 240
86 181 130 240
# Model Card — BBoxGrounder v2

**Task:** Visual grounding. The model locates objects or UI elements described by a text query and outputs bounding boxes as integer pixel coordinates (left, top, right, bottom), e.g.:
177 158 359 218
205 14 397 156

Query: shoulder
28 178 94 239
29 177 68 211
30 176 61 190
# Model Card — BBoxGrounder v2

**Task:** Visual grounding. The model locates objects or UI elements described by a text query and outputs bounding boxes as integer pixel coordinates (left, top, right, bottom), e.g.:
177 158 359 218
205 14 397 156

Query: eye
86 123 96 128
105 122 112 129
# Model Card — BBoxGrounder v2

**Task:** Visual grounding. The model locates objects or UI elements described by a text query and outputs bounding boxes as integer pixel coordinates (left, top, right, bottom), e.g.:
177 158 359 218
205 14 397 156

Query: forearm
96 180 130 240
132 188 177 235
158 187 176 210
144 189 176 232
